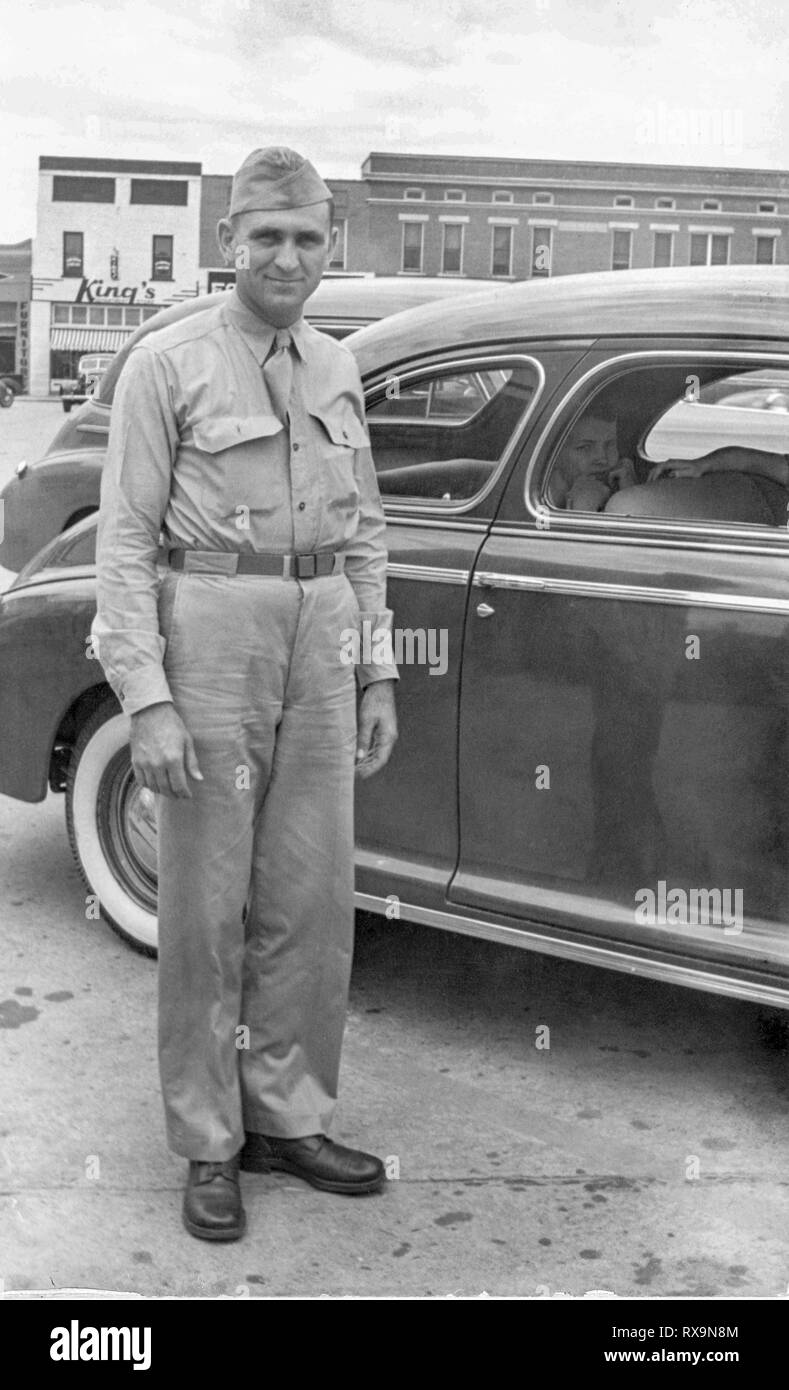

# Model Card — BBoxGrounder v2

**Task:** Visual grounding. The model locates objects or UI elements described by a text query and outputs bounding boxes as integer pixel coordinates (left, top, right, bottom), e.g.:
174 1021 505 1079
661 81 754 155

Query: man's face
218 203 336 327
558 415 619 482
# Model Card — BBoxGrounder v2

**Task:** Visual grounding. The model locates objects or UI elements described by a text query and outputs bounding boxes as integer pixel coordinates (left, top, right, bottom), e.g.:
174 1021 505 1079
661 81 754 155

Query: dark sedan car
0 275 493 571
1 265 787 1013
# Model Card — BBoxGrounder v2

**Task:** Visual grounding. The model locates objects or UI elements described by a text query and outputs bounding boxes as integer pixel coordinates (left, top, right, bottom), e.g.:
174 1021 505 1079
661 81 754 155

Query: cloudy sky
1 0 787 241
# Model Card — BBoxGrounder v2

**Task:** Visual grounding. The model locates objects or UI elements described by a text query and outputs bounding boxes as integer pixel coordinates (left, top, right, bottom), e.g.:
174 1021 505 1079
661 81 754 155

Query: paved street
1 403 788 1298
0 398 65 591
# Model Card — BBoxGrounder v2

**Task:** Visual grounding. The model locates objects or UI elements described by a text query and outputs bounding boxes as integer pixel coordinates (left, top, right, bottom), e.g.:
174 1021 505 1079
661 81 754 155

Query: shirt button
298 501 306 511
292 442 300 451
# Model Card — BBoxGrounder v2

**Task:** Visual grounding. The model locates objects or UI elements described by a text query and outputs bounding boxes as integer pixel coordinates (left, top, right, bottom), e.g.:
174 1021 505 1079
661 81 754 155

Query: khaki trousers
155 567 359 1160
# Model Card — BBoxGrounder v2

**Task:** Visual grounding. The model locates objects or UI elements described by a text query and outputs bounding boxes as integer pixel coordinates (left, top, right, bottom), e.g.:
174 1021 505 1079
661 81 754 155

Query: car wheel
0 384 13 408
65 699 159 956
62 401 72 412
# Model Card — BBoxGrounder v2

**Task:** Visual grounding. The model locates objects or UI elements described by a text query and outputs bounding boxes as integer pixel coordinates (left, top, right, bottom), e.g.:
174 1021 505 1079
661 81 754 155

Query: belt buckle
295 553 317 579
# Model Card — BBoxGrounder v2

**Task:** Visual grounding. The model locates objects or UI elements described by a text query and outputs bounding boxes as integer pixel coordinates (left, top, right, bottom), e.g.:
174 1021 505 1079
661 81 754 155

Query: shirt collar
223 288 307 364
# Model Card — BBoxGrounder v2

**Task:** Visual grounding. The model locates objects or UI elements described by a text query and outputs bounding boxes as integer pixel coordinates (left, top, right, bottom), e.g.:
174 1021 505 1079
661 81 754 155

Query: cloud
0 0 787 240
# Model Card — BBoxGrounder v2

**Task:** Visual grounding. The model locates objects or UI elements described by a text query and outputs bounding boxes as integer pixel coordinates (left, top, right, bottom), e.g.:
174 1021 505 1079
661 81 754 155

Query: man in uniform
92 147 398 1242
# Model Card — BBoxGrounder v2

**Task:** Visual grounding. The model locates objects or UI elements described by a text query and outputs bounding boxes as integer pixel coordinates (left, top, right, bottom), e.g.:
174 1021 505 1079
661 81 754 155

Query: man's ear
217 218 236 266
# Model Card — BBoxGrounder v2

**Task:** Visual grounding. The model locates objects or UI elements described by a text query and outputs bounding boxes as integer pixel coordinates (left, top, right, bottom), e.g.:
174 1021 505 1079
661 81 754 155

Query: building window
63 231 84 278
758 201 778 214
151 235 173 281
441 222 464 274
611 229 632 270
653 231 673 267
614 196 634 208
492 190 513 204
690 232 730 265
130 178 188 205
491 225 513 277
754 235 776 265
52 175 115 203
404 187 424 200
330 219 347 269
533 192 554 206
401 221 424 272
702 199 721 211
655 197 675 210
51 303 148 328
444 189 466 202
531 226 552 277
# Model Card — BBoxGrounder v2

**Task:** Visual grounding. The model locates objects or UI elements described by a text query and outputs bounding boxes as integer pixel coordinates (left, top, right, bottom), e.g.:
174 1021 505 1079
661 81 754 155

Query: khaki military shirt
92 290 397 715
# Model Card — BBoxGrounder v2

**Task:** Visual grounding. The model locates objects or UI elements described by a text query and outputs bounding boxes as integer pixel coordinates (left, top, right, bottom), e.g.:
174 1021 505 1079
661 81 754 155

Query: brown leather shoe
182 1155 246 1241
240 1133 385 1194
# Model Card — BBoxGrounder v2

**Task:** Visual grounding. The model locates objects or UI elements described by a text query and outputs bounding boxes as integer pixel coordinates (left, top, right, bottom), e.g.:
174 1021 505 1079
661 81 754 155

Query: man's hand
355 679 398 780
130 701 203 799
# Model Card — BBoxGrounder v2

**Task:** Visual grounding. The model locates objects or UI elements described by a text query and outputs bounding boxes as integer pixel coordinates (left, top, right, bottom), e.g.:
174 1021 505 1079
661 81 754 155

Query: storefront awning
50 328 132 352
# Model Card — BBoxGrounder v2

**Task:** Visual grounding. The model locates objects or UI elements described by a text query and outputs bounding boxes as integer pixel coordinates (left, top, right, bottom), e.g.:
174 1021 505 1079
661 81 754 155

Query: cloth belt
160 547 345 579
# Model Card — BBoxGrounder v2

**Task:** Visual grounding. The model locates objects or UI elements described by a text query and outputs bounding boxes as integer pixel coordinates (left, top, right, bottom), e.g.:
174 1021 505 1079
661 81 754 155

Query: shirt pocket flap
192 415 283 453
310 404 370 450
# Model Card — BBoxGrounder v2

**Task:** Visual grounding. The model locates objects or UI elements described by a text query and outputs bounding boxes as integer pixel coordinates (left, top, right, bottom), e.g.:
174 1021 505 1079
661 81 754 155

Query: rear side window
536 359 789 529
366 358 540 509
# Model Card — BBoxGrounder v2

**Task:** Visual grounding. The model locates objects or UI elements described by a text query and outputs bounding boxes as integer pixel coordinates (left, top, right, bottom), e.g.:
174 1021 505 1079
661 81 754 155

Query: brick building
356 151 788 280
24 150 788 395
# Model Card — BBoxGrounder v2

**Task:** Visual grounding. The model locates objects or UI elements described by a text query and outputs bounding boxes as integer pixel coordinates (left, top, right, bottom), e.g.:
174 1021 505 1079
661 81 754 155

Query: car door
353 343 586 915
451 339 789 997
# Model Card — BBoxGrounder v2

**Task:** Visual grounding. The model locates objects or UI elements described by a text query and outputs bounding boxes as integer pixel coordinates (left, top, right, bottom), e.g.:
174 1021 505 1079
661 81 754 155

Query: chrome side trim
523 348 789 548
367 352 546 518
388 563 469 586
354 891 789 1011
384 516 487 533
489 523 789 557
473 570 789 615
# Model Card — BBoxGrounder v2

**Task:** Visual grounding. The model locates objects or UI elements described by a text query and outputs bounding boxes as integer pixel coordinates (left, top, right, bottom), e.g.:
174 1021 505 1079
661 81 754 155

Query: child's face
559 415 619 482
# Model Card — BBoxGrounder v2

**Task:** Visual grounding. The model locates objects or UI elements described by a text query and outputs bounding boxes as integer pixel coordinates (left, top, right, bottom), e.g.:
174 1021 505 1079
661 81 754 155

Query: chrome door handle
476 601 495 618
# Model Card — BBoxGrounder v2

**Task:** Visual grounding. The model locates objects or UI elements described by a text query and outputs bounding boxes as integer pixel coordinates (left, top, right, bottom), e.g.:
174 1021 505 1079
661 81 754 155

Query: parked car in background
59 353 115 412
0 276 494 570
0 265 787 1015
0 374 24 407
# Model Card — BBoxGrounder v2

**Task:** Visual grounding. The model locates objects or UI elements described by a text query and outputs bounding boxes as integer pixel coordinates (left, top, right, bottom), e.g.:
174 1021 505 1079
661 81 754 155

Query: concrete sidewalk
1 792 788 1298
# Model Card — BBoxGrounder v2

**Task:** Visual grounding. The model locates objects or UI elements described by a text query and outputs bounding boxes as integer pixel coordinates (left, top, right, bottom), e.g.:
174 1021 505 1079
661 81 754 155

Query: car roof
96 275 495 405
346 265 789 377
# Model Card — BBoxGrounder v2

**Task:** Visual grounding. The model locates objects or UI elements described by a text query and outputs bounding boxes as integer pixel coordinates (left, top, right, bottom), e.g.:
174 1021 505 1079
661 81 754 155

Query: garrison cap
229 146 332 216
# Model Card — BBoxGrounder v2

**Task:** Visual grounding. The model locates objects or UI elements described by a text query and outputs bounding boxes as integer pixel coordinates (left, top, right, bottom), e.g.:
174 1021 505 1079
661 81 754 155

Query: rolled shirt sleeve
91 346 177 715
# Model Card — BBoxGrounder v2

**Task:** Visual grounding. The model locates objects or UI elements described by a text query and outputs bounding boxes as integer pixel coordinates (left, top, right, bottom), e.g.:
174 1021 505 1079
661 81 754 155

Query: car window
369 368 511 424
537 360 789 528
367 359 539 507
